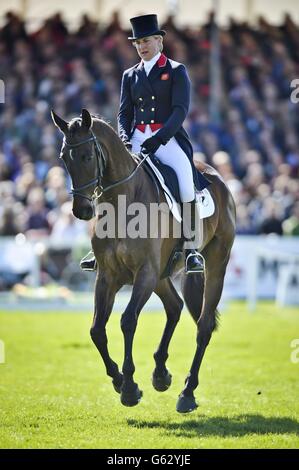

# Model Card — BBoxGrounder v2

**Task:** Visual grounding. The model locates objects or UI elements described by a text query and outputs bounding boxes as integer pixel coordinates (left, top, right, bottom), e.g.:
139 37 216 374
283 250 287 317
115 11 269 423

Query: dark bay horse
51 108 236 413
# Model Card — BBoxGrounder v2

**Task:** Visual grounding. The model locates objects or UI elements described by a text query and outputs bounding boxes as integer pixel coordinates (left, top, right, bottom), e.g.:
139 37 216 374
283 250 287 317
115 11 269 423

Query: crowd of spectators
0 10 299 241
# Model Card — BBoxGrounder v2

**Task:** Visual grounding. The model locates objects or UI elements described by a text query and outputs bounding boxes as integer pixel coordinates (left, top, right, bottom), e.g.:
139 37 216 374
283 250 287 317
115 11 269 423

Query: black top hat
128 14 166 40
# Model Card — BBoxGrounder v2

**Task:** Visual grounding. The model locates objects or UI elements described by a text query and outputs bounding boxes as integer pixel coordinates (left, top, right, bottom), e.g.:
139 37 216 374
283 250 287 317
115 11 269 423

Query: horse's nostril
73 204 93 220
84 206 93 220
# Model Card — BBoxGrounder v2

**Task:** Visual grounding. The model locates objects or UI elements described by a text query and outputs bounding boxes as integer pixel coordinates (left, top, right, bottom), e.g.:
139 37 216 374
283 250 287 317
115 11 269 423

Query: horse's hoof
176 394 198 413
152 371 172 392
120 386 143 407
112 374 123 394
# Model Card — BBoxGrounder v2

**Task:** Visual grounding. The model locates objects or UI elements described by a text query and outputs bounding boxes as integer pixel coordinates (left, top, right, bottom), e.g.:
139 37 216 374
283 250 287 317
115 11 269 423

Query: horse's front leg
152 278 184 392
120 264 158 407
90 273 123 393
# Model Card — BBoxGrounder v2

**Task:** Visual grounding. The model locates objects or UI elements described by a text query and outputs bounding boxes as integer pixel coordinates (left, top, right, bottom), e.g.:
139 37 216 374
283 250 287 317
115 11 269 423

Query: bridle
62 130 106 203
61 130 149 204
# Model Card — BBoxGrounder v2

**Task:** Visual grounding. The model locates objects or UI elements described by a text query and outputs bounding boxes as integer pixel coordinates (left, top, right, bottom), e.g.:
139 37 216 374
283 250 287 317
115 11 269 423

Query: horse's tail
181 272 220 330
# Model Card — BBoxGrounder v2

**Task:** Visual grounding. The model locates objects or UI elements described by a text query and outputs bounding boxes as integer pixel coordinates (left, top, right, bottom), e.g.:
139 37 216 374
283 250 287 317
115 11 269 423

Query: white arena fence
0 235 298 310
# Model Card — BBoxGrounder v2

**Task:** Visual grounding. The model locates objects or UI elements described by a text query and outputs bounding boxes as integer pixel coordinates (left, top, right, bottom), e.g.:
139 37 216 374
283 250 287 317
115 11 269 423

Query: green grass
0 302 299 449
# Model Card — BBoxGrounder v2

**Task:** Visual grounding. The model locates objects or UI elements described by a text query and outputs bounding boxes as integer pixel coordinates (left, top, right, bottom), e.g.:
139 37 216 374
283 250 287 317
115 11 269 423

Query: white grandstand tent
0 0 299 30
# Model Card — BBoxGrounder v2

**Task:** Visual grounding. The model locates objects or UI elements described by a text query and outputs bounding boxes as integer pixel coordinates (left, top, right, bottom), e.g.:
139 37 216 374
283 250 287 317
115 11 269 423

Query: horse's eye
82 154 92 162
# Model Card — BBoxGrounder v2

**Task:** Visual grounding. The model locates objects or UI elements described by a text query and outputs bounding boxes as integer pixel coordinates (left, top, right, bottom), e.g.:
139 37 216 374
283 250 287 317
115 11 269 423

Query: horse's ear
81 108 92 131
51 110 68 134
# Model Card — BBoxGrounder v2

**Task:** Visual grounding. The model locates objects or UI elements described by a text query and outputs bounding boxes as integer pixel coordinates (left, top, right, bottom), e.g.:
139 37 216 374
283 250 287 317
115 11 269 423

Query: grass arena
0 301 298 449
1 4 299 455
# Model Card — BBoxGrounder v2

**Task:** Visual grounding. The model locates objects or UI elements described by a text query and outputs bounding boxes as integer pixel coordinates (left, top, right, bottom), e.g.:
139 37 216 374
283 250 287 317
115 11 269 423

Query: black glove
141 136 162 155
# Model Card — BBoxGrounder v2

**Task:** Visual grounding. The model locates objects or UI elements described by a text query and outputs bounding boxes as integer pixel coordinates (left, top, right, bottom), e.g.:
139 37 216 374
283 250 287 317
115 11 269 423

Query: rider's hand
141 136 162 155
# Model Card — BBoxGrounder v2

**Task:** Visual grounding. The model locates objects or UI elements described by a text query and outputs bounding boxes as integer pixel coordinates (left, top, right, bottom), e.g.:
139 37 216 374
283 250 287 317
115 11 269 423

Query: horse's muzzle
72 201 94 220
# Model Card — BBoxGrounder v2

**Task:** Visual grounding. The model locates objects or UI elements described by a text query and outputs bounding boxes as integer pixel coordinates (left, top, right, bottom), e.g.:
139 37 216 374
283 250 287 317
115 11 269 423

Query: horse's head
51 109 106 221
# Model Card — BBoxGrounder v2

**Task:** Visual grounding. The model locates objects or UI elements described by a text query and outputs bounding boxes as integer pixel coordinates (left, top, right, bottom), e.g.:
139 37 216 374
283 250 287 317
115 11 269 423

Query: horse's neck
107 141 135 182
93 120 136 200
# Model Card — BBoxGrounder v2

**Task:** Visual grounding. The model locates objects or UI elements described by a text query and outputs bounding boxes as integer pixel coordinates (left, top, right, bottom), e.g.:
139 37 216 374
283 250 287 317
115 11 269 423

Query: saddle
133 152 215 278
132 152 214 221
148 155 181 203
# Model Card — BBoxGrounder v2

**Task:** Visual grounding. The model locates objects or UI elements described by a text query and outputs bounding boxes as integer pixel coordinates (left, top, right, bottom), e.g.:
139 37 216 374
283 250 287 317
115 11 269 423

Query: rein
62 131 149 204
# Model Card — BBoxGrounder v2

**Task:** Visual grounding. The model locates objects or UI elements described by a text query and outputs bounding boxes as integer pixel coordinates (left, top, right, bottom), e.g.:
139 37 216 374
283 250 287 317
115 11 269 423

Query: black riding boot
80 250 97 271
182 199 204 273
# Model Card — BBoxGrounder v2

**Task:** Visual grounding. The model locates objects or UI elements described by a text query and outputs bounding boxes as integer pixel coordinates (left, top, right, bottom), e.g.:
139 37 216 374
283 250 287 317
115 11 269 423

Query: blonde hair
133 35 163 53
154 35 164 53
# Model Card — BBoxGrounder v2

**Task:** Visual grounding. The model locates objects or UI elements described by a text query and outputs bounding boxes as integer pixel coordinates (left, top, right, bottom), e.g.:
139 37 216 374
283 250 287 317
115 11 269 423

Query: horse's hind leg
177 237 230 413
152 278 184 392
90 274 123 393
181 271 205 323
120 264 158 407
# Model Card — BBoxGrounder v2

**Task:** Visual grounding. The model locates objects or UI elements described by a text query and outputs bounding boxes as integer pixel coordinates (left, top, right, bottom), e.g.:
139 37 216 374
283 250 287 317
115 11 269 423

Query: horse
51 108 236 413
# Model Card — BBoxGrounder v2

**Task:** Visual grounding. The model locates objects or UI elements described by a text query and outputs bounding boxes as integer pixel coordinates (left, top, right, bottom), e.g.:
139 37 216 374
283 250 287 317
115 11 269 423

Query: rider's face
133 36 161 61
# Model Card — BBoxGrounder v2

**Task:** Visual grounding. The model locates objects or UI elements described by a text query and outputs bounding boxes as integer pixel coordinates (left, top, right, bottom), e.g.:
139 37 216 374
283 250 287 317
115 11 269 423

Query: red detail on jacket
136 123 163 132
157 53 167 68
139 53 167 69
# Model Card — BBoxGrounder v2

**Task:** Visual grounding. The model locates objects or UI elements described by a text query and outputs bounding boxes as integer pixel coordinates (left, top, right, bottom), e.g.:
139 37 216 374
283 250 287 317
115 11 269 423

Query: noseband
61 131 149 204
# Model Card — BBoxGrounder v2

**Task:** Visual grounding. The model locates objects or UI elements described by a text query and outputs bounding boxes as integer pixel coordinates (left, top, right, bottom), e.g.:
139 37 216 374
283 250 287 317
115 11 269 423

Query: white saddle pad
196 188 215 219
145 158 215 222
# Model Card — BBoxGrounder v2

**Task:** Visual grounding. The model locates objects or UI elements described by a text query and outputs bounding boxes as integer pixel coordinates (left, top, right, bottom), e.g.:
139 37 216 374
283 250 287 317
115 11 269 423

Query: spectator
0 206 21 235
0 10 298 242
25 187 50 237
283 201 299 235
257 197 283 235
50 201 86 242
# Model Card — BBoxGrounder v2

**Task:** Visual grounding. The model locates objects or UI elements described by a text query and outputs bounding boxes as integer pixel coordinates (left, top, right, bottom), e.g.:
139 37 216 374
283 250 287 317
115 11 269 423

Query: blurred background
0 0 298 310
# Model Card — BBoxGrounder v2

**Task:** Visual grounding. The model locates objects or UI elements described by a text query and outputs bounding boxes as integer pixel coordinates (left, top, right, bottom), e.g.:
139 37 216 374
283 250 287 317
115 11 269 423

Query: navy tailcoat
117 53 209 191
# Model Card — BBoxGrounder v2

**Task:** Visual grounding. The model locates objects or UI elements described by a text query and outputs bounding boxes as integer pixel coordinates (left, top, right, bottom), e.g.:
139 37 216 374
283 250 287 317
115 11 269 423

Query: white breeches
131 126 195 202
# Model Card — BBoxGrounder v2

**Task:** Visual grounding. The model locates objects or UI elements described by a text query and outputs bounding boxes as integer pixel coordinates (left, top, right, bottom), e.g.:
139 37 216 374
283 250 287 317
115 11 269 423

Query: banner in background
223 236 299 299
0 235 299 300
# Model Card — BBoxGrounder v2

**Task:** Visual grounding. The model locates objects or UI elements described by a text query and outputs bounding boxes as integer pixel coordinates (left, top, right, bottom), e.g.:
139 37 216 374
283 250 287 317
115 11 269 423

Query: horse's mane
67 114 134 171
68 118 82 136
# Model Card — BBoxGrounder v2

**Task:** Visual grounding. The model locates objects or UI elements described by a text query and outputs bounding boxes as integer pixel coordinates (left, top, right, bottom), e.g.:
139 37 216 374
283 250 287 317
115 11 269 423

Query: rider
81 14 208 272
